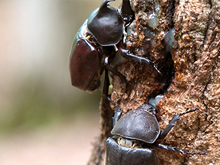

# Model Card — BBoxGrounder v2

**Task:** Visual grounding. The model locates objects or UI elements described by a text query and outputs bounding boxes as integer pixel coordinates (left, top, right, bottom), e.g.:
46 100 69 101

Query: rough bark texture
88 0 220 164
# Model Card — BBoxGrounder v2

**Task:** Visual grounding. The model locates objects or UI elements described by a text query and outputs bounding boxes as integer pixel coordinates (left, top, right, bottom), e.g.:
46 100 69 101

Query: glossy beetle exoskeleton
87 0 123 46
69 20 103 91
69 0 160 93
111 105 160 144
105 137 158 165
105 100 206 165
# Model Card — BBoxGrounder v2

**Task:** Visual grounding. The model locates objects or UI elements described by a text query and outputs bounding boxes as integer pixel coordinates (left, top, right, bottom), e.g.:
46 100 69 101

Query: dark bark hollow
88 0 220 164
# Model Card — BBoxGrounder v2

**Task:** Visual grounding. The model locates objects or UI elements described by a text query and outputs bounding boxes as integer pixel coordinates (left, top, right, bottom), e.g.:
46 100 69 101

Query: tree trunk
88 0 220 164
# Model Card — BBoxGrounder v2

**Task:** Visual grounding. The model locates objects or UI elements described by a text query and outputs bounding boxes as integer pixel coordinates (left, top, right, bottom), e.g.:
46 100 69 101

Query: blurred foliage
0 77 101 134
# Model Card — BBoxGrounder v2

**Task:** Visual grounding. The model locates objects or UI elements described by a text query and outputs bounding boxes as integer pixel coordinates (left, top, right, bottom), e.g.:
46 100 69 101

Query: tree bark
88 0 220 164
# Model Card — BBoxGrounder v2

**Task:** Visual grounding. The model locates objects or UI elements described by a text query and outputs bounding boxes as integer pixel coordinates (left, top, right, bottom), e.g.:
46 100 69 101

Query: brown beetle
69 0 160 93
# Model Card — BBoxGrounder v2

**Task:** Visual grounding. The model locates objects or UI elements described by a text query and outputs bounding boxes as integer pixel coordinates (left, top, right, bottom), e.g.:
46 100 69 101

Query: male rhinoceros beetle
69 0 161 93
105 99 206 165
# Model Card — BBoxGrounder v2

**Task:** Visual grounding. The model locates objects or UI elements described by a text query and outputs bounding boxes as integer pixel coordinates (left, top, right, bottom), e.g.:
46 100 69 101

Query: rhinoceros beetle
105 99 206 165
69 0 161 93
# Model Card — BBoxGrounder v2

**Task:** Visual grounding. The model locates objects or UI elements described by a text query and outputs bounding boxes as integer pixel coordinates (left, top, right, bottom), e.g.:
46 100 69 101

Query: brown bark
88 0 220 164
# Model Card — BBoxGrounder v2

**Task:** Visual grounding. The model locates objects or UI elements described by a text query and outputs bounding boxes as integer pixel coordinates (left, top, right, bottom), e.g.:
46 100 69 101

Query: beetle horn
100 0 115 9
101 0 115 4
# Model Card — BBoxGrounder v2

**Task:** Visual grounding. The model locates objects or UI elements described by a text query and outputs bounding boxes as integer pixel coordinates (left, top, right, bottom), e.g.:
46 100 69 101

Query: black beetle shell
87 0 123 46
105 137 158 165
111 108 160 144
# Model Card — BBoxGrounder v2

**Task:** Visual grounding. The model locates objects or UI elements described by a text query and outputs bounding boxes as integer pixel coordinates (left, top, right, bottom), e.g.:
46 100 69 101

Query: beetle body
105 104 159 165
69 0 162 93
69 20 103 92
105 100 206 165
105 137 158 165
69 0 134 93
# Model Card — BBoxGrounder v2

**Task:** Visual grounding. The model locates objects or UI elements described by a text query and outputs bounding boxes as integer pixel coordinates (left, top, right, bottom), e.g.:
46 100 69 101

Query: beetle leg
104 56 131 85
154 143 207 155
103 68 110 96
116 41 162 75
159 106 199 139
107 97 122 127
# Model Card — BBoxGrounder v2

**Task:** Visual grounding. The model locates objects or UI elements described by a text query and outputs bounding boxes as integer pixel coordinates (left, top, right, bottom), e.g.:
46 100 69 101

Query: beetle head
87 0 123 46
